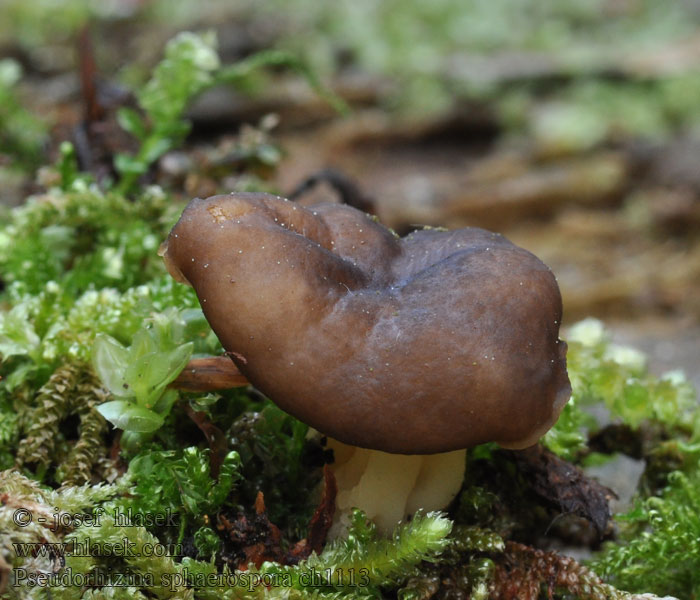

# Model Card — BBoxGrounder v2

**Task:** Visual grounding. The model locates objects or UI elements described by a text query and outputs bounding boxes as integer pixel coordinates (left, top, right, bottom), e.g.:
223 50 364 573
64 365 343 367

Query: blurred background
1 0 698 385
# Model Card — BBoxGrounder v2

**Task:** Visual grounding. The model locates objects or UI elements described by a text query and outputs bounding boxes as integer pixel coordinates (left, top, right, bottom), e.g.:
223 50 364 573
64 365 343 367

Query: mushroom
160 192 571 532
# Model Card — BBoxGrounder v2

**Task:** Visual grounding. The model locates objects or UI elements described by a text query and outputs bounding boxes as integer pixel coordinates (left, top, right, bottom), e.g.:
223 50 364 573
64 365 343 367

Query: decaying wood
506 445 615 536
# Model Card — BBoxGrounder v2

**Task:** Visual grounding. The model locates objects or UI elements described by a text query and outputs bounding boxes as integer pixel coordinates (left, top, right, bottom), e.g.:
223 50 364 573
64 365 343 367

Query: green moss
592 469 700 597
0 186 175 296
544 318 699 461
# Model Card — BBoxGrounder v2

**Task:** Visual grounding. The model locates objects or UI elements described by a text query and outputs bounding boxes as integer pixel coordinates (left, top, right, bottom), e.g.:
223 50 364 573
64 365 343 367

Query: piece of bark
505 445 615 536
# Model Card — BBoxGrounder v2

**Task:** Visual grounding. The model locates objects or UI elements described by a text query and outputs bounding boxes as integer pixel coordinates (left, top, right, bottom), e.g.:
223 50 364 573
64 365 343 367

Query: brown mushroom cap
161 192 571 454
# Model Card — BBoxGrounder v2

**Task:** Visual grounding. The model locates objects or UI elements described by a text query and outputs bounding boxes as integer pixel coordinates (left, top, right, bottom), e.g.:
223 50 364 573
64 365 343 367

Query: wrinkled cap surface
161 192 571 454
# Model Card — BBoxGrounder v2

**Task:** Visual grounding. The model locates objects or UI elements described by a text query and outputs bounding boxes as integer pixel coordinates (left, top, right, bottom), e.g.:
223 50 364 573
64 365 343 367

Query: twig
170 356 249 392
288 168 375 214
183 403 228 478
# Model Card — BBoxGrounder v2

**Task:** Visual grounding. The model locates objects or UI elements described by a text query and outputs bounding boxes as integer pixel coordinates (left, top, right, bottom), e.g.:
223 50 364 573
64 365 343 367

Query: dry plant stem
183 402 228 478
171 356 248 391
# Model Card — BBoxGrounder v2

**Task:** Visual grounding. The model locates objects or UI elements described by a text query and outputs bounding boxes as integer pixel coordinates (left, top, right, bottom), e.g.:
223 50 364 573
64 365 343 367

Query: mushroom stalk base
326 438 467 537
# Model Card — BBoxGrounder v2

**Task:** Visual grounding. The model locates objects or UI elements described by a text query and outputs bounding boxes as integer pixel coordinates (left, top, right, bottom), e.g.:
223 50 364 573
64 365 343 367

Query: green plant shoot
92 308 193 433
